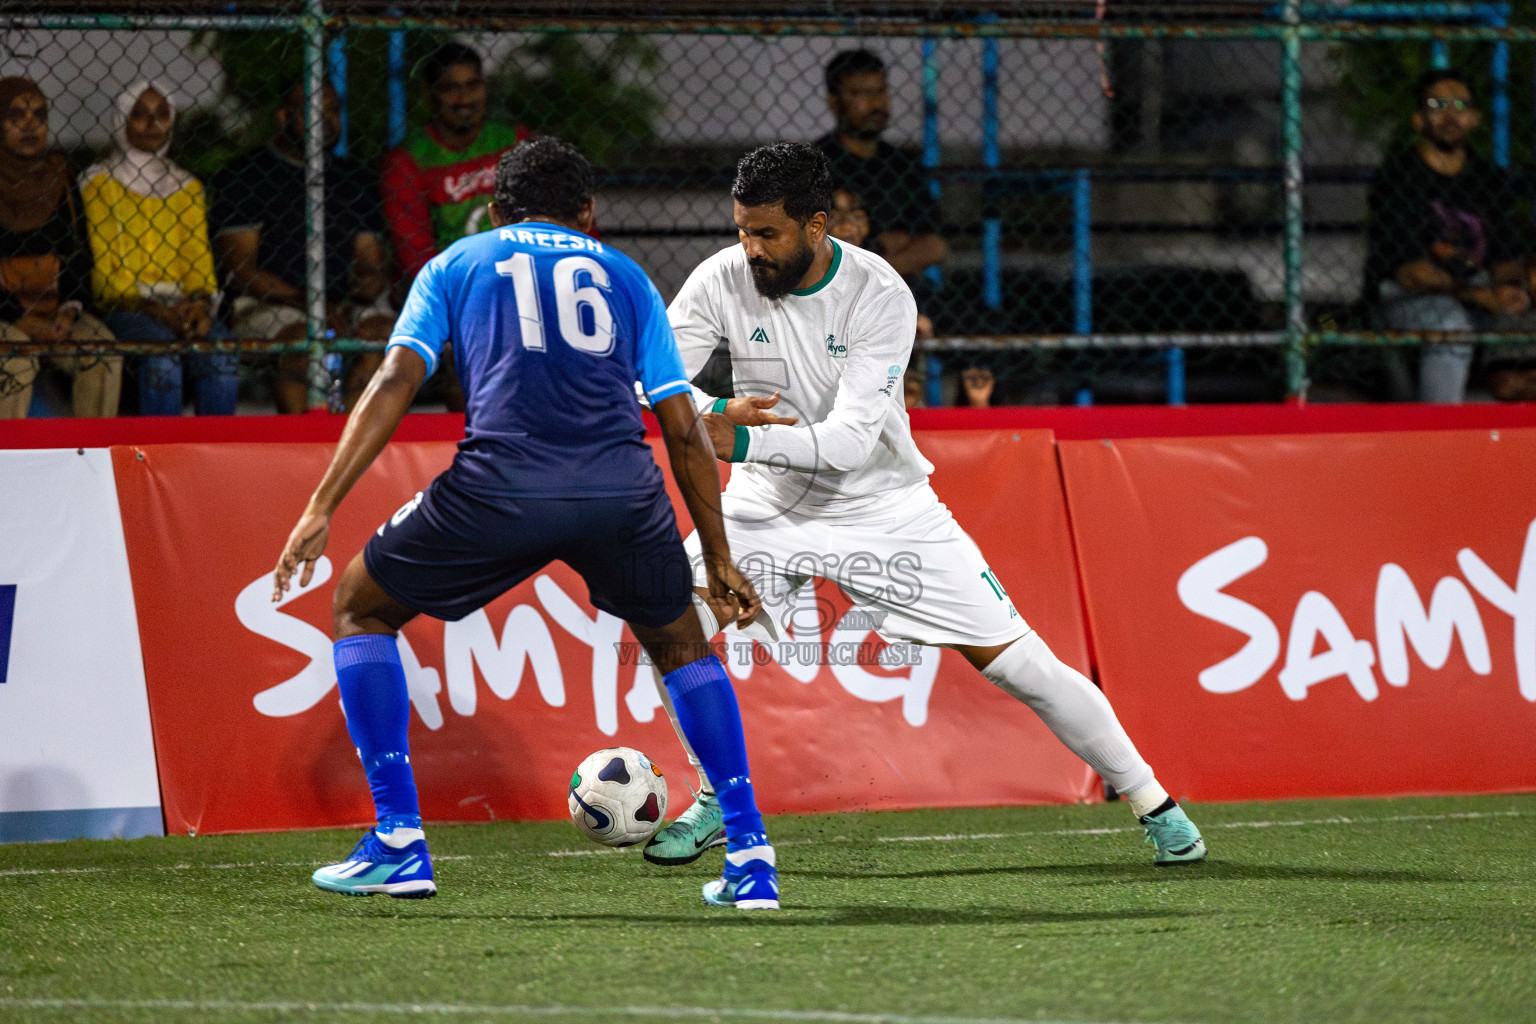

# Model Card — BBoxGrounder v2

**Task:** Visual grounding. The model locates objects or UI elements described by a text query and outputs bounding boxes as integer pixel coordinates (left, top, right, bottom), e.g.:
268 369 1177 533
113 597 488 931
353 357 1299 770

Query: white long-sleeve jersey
668 238 933 514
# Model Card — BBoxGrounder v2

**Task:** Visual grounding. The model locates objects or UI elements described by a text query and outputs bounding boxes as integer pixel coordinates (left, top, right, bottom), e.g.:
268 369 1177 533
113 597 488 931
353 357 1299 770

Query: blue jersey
388 221 693 498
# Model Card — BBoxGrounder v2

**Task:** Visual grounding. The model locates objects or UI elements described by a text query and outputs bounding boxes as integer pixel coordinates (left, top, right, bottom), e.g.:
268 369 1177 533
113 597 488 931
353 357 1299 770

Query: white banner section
0 448 162 842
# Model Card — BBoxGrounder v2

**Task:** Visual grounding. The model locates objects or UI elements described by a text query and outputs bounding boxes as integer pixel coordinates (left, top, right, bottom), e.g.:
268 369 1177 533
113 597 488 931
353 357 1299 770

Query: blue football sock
662 656 766 850
334 634 421 830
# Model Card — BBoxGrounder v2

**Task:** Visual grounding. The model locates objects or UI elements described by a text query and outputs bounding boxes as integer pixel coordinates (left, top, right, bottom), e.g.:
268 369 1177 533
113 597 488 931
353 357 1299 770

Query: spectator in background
382 42 527 283
80 81 237 415
383 43 526 412
213 81 393 414
829 184 933 340
903 364 925 410
1366 68 1529 403
0 76 120 418
817 50 946 279
1486 340 1536 400
828 185 934 341
961 366 994 408
827 185 870 249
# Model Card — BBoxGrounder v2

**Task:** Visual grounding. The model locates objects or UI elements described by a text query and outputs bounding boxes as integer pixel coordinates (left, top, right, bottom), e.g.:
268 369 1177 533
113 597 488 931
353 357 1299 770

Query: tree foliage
174 29 663 180
490 33 663 167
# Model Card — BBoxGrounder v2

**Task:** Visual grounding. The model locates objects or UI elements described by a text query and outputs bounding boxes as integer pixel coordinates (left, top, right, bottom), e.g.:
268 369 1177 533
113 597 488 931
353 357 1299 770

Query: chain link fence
4 1 1536 416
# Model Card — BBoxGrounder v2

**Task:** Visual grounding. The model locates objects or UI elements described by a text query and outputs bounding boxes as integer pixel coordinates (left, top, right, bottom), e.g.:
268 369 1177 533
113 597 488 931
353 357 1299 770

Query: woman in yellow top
80 81 238 415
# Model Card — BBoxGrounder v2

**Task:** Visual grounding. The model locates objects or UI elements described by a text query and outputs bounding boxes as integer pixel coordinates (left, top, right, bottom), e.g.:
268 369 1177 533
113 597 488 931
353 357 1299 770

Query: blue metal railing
328 32 348 156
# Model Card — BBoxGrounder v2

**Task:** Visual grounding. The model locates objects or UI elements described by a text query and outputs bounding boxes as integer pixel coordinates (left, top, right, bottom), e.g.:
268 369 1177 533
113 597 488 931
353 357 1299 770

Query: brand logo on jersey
879 363 901 397
750 327 771 345
442 164 498 204
825 334 847 359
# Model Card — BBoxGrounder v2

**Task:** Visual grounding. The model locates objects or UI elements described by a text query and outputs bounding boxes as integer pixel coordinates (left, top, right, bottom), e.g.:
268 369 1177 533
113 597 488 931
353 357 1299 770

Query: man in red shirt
382 43 529 284
381 43 527 409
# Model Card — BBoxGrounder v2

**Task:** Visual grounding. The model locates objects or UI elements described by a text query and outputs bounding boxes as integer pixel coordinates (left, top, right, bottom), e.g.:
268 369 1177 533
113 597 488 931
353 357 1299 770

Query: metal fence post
1281 0 1307 398
304 0 329 410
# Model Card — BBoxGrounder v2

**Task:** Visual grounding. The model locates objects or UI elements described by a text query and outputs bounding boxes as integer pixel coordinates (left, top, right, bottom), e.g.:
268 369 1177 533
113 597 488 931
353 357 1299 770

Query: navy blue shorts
363 473 695 628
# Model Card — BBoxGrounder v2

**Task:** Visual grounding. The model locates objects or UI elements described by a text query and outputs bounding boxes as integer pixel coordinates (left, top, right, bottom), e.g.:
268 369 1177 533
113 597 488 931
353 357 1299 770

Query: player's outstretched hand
704 555 762 630
724 392 798 426
272 509 331 601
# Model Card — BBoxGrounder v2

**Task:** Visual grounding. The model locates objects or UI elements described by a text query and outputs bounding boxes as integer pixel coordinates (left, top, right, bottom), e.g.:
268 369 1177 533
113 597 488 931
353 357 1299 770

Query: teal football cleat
701 844 779 910
1141 803 1207 865
643 791 725 866
312 829 437 898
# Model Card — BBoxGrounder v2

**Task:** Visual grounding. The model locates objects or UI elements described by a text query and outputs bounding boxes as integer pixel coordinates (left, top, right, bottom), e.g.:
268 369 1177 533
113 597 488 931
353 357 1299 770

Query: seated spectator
903 364 925 410
817 50 946 279
383 43 528 412
1484 262 1536 401
1366 68 1529 403
383 42 528 282
961 366 995 408
80 81 237 415
827 185 871 249
213 81 392 414
0 76 120 418
1486 330 1536 399
829 186 935 342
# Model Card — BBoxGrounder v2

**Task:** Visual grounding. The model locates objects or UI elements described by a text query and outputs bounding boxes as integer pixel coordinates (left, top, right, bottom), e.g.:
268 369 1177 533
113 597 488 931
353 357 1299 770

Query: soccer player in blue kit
271 139 781 910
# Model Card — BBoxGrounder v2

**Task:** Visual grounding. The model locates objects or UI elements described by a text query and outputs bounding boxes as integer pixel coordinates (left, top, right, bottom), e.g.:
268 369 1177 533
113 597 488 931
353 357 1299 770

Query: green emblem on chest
749 326 770 344
825 333 847 358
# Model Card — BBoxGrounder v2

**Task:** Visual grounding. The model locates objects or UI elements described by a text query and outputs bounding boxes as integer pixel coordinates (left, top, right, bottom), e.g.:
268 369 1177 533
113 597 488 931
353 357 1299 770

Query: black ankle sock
1143 797 1178 820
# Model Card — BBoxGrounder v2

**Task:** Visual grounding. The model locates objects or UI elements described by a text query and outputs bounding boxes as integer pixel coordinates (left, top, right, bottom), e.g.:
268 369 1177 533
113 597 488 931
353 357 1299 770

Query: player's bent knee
955 635 1030 674
333 553 416 639
631 605 713 676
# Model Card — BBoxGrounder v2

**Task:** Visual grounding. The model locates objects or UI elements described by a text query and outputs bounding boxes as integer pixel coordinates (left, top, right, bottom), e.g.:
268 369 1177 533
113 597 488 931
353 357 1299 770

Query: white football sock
1121 779 1172 819
980 631 1156 804
652 594 732 797
725 844 775 867
655 670 713 796
376 826 424 849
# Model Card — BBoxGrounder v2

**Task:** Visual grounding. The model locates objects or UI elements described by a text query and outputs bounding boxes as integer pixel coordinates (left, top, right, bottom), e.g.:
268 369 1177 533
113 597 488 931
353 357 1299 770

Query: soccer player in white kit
643 142 1206 869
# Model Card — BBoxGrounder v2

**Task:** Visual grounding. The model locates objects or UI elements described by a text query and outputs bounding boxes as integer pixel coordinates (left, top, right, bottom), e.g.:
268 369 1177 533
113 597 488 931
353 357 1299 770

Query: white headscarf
82 80 195 200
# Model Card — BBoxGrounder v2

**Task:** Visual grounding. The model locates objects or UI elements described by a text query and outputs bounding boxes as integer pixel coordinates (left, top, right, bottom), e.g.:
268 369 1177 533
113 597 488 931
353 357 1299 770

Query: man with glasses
1366 68 1529 402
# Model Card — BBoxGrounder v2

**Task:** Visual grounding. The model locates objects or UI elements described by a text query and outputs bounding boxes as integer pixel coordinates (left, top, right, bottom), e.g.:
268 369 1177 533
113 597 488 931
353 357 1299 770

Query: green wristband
711 398 728 414
730 425 750 463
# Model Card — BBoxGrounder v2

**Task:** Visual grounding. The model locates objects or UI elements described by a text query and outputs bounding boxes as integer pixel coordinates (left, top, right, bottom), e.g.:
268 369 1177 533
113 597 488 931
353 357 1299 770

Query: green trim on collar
711 398 728 414
730 425 750 462
791 239 842 297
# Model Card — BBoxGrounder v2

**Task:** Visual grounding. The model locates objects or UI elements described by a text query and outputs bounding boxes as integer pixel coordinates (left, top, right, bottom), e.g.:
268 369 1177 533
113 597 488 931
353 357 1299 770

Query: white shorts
684 480 1029 648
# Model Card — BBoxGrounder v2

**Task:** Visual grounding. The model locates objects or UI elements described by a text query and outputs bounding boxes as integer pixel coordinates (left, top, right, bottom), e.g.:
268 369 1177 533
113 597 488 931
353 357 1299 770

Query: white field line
0 854 477 878
541 808 1531 857
0 997 1150 1024
872 808 1530 845
0 810 1525 874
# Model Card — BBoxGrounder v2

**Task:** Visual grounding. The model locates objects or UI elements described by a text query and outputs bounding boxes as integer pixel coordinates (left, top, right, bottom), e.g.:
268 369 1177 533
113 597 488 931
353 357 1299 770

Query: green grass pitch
1 794 1533 1024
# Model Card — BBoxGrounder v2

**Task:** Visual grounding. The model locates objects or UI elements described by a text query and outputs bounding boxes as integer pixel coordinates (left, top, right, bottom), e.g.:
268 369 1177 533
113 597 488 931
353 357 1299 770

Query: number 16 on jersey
496 252 616 356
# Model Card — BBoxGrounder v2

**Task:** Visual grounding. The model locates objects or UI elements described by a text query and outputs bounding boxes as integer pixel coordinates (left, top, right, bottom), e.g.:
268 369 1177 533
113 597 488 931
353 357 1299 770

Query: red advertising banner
113 428 1095 835
1058 428 1536 803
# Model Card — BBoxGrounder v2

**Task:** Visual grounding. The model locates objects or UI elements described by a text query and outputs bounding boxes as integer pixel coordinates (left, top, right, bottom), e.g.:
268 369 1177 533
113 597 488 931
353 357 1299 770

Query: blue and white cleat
702 844 779 910
1141 803 1207 866
311 829 437 898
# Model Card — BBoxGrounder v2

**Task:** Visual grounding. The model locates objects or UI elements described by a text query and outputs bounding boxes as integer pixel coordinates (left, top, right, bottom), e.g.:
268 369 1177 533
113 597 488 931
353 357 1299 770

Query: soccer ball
567 747 668 847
